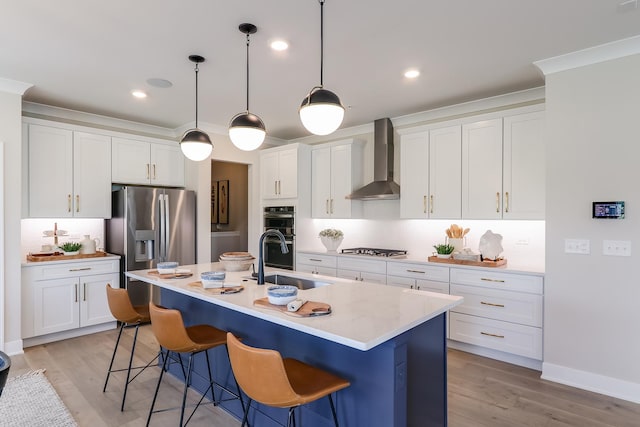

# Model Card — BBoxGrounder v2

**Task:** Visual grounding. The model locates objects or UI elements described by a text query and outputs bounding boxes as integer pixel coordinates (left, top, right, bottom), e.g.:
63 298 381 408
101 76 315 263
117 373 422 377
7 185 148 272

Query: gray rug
0 369 77 426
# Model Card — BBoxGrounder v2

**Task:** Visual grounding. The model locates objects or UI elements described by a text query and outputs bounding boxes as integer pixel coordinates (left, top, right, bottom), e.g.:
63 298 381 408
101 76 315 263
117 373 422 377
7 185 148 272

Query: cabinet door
503 111 545 220
112 137 151 185
28 124 74 217
311 147 332 218
261 151 280 199
400 132 429 218
33 278 79 336
73 132 112 218
278 149 298 198
429 126 462 219
330 144 355 218
151 143 185 187
462 119 503 219
80 273 117 327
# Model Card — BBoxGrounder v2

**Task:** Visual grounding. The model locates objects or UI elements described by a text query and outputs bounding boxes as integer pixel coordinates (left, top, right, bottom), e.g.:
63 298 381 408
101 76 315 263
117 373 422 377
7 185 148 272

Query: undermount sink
264 274 332 290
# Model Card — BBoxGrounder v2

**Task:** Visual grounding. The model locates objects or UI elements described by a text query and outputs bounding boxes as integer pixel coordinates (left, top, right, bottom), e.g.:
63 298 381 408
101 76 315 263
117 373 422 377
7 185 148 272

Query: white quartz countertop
126 263 463 351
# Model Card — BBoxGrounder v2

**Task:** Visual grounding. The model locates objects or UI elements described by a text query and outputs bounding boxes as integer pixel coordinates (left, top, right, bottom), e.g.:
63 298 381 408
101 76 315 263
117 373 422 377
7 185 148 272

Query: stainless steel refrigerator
105 186 196 305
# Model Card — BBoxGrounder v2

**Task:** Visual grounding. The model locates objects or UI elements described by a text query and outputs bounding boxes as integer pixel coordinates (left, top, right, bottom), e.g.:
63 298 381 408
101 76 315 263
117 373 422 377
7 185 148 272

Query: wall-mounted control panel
592 201 625 219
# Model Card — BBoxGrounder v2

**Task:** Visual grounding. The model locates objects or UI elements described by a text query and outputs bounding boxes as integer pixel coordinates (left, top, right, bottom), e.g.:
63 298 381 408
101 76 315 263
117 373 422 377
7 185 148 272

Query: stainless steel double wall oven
263 206 295 270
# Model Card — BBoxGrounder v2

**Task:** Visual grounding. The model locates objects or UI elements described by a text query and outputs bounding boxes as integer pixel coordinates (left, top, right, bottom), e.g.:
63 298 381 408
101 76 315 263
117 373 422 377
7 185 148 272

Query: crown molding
0 77 33 95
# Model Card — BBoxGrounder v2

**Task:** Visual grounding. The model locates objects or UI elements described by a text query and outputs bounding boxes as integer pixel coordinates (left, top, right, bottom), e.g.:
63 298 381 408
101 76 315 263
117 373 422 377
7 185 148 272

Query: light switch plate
603 240 631 256
565 239 590 254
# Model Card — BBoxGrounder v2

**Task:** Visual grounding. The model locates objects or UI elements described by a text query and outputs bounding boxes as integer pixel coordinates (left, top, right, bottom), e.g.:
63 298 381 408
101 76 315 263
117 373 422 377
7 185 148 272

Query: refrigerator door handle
164 194 170 261
159 195 165 261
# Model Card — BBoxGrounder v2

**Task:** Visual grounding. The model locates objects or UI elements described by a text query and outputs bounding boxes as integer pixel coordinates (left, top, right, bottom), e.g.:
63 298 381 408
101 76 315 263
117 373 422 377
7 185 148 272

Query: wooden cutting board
27 251 109 262
148 270 193 279
254 297 332 318
427 256 507 267
187 282 244 294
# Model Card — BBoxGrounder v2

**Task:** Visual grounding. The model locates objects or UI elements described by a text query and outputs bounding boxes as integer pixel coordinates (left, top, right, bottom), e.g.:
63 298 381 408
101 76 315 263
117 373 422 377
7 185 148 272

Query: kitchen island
126 264 462 427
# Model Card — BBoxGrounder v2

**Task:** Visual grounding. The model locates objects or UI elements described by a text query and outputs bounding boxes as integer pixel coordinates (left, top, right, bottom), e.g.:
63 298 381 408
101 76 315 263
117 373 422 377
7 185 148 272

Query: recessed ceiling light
270 40 289 51
146 78 173 88
404 69 420 79
131 90 147 99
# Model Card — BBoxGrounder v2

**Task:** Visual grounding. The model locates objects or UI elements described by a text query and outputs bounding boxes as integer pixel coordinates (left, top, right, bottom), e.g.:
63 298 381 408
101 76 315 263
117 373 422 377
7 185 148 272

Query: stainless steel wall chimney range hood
346 118 400 200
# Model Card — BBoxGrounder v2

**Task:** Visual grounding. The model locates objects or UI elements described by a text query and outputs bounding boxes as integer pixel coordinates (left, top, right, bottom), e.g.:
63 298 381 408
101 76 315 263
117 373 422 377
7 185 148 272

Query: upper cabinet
400 126 462 219
111 137 184 187
261 144 310 200
311 139 364 218
27 124 111 218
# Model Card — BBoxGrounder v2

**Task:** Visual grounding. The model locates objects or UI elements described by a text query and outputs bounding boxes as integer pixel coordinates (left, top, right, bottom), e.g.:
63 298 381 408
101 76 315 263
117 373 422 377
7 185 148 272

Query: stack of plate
219 252 255 272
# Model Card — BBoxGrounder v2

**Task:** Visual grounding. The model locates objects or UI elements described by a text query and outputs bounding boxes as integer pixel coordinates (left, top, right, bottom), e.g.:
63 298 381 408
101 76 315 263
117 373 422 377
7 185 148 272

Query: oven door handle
264 238 294 245
263 214 295 219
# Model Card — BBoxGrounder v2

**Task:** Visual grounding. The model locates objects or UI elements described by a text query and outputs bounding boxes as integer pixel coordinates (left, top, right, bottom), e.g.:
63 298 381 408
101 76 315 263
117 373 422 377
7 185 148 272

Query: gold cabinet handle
481 277 505 283
147 163 150 179
423 195 427 214
75 284 78 303
83 283 86 301
480 301 505 308
153 164 157 179
68 194 72 212
481 331 505 339
309 258 322 262
69 267 91 272
278 180 281 195
406 269 425 274
326 199 329 214
430 195 434 214
505 191 509 213
496 192 500 213
76 195 80 212
330 199 334 214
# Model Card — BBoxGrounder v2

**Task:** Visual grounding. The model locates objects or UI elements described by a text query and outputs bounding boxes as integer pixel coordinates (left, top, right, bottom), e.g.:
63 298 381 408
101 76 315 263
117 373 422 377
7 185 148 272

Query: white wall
541 51 640 402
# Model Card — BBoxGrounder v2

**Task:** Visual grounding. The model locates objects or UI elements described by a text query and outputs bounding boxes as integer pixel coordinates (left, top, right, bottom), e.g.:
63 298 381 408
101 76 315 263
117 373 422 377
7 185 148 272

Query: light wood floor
8 325 640 426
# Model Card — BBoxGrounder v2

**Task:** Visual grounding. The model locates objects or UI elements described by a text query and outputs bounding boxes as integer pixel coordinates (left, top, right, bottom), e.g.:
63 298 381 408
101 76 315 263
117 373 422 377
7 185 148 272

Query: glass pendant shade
299 87 345 135
180 128 213 161
229 112 266 151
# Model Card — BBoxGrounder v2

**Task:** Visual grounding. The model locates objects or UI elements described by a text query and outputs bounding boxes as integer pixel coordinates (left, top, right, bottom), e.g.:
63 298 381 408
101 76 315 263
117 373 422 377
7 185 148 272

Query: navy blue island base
161 288 448 427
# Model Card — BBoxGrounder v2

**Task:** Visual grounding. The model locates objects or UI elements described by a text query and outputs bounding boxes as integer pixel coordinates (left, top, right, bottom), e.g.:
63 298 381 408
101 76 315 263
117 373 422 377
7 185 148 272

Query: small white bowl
157 261 178 275
201 271 225 288
267 285 298 306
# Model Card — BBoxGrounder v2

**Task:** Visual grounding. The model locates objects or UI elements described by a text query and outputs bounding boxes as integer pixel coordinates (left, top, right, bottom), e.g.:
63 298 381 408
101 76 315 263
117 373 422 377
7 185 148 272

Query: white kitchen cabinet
311 140 363 218
261 145 305 199
448 268 544 360
111 137 184 187
461 118 503 219
27 124 111 218
400 126 461 219
386 262 449 293
502 111 545 220
296 252 337 276
336 257 386 284
22 258 119 343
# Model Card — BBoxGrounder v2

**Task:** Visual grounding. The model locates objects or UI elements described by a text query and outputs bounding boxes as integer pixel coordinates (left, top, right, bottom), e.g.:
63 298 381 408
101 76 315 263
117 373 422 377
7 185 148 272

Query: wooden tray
27 251 109 262
148 270 193 279
427 256 506 267
188 282 244 294
254 297 331 318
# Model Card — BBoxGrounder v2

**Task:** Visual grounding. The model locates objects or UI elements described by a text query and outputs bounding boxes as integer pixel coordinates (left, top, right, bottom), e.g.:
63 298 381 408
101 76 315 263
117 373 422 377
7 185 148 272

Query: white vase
320 236 343 253
447 237 465 253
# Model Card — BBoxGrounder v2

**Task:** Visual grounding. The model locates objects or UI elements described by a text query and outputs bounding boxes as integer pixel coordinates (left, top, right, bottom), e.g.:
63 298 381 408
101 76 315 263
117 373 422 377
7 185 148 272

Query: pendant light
180 55 213 161
229 23 266 151
299 0 344 136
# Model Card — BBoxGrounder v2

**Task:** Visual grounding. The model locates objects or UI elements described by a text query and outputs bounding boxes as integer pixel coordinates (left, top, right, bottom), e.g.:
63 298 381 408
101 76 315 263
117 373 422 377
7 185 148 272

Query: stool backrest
106 284 142 323
227 332 300 407
148 302 197 353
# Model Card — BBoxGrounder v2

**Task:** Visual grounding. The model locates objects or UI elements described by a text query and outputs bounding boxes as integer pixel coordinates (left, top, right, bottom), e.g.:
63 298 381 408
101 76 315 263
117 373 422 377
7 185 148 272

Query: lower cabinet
22 258 119 342
336 257 387 284
296 252 337 276
386 262 449 293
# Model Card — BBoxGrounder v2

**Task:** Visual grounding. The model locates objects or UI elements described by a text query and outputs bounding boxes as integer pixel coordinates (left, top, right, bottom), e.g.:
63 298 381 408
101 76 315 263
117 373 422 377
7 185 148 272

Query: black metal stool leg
179 353 194 427
204 349 216 405
146 349 170 427
103 322 125 392
120 322 140 411
241 398 253 427
328 394 339 427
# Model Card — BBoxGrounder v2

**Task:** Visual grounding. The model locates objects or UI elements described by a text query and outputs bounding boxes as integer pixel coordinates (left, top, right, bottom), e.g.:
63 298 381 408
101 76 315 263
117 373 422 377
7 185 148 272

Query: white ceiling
2 0 640 140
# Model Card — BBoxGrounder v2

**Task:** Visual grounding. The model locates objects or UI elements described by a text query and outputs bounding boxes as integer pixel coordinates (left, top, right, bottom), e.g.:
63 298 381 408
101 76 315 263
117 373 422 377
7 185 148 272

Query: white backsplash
296 217 545 271
21 218 105 259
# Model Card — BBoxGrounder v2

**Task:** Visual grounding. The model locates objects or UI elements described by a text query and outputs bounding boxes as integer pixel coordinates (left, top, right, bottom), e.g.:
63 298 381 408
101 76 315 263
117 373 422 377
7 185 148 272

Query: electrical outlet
603 240 631 256
565 239 590 254
516 238 530 246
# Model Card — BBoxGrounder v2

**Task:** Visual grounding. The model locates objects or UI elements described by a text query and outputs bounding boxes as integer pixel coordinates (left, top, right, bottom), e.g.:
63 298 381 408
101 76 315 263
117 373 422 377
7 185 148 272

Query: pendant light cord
194 63 200 128
320 0 325 87
246 32 250 113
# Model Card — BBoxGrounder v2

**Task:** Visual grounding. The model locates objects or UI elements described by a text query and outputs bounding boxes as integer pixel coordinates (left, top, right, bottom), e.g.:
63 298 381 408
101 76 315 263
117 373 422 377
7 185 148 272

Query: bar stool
103 284 158 411
147 302 245 427
227 332 351 427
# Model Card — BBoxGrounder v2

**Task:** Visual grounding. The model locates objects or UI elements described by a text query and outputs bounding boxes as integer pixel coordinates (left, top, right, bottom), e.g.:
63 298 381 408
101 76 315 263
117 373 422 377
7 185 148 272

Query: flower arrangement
318 228 343 240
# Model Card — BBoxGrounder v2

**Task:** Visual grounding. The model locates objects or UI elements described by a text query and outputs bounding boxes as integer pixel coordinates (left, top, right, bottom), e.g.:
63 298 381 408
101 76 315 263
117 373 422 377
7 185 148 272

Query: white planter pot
320 236 343 253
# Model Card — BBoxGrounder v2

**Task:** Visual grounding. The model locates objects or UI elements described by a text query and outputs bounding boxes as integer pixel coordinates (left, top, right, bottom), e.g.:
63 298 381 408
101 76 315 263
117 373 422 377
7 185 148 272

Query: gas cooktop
341 248 407 258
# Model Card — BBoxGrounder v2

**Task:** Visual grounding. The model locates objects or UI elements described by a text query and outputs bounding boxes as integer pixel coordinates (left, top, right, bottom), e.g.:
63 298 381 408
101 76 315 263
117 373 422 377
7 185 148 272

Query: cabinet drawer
296 264 337 277
387 275 449 294
28 259 120 280
450 284 542 327
450 312 542 360
336 270 386 284
297 253 337 268
450 268 543 294
387 262 449 282
337 257 386 274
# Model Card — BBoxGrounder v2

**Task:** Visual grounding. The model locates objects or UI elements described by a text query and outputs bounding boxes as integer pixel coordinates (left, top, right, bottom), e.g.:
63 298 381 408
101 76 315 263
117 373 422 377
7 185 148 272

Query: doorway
210 160 249 261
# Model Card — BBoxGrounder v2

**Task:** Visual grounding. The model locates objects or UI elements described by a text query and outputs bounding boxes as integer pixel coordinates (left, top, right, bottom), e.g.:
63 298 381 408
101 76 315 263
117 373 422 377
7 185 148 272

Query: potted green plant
59 242 82 255
433 243 455 259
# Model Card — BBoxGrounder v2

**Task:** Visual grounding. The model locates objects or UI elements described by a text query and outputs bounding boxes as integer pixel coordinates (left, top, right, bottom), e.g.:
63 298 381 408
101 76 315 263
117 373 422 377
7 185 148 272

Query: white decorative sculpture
478 230 503 260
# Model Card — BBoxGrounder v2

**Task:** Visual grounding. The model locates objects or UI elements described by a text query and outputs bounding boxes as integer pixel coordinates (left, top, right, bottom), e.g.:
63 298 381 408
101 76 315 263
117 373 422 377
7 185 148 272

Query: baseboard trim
4 339 25 356
23 322 117 348
447 339 542 371
542 362 640 404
